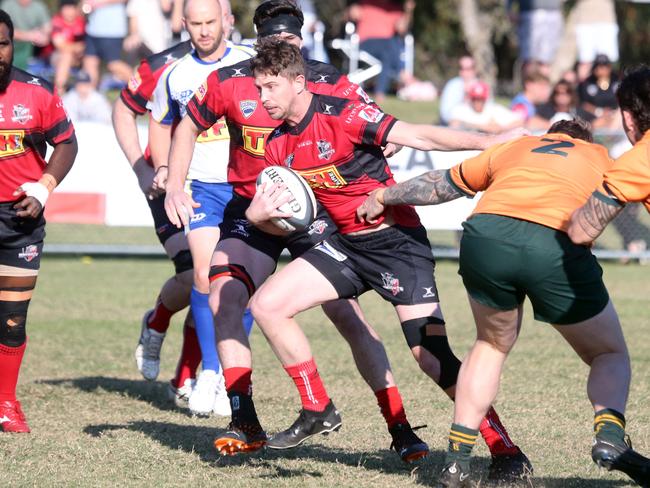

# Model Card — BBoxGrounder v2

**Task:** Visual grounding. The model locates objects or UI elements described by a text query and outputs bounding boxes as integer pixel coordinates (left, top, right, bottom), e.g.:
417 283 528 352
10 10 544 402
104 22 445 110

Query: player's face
183 0 224 58
0 24 14 93
255 72 298 120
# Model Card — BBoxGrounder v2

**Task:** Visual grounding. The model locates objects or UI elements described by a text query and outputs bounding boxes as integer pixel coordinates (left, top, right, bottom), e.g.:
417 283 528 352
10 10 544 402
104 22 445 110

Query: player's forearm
567 195 623 245
45 137 78 184
166 121 198 191
112 98 143 166
148 120 172 170
378 169 463 206
390 122 495 152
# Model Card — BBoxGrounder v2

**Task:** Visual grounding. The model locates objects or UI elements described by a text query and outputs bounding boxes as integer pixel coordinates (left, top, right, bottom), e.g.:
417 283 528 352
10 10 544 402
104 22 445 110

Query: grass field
1 257 649 487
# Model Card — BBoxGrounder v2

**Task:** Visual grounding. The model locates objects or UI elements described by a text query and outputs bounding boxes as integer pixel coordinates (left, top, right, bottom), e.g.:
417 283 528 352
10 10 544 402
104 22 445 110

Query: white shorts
576 23 619 63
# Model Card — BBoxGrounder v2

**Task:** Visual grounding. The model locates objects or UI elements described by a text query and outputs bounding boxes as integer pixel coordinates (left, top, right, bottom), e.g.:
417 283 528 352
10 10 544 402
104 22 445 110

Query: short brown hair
251 36 305 80
547 118 593 143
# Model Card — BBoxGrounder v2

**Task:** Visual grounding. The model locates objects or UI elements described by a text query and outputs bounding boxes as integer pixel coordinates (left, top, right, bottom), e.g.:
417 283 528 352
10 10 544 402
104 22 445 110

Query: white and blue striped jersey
150 41 255 183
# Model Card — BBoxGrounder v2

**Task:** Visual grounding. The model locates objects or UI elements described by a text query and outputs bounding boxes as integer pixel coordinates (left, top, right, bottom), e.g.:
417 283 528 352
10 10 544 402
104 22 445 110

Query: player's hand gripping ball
256 166 317 232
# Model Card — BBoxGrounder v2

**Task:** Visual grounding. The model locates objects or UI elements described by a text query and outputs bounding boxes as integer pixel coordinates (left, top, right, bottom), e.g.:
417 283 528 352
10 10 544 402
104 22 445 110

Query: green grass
1 257 648 487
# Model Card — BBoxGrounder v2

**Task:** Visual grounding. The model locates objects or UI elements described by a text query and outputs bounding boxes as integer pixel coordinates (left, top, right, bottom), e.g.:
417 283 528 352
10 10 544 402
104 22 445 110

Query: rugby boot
0 400 30 433
592 436 650 487
389 422 429 463
189 369 220 416
134 310 165 381
214 393 267 455
437 462 471 488
487 447 534 483
267 400 342 449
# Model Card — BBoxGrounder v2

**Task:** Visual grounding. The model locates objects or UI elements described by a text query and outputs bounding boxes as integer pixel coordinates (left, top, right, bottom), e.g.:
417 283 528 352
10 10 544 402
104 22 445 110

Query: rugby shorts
219 193 336 262
186 180 233 232
459 213 609 325
0 202 45 271
147 194 184 246
301 224 440 306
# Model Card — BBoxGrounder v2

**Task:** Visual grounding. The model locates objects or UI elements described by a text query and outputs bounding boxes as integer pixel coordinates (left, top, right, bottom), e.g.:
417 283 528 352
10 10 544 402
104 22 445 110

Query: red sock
284 358 330 412
480 406 520 456
173 322 202 388
147 296 175 333
0 342 26 402
224 367 252 395
375 386 408 428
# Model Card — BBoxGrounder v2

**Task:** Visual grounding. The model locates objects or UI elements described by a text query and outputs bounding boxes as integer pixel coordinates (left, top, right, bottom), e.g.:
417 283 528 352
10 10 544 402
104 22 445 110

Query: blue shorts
187 180 233 232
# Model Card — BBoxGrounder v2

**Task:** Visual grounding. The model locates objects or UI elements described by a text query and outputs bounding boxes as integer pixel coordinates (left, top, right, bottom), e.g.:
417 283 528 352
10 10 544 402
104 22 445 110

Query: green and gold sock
445 423 479 471
594 408 626 444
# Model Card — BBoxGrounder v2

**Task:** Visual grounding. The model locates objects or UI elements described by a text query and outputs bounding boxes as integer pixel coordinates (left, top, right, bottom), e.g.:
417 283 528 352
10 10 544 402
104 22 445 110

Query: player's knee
193 267 211 294
172 249 193 275
0 300 29 348
208 264 255 320
401 316 461 390
249 288 283 324
322 299 366 333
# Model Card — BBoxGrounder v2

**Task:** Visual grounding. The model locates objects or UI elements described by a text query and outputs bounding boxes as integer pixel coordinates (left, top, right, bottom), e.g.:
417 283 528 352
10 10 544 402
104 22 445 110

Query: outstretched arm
357 169 464 224
386 120 527 152
568 194 623 245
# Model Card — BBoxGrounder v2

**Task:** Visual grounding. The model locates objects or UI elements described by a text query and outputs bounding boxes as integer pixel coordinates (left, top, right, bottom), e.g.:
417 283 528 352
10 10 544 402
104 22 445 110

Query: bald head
183 0 234 40
182 0 225 58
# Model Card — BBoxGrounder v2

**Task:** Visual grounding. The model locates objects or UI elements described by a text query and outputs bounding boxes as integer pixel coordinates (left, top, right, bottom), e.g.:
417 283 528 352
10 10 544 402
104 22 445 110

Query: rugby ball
256 165 317 232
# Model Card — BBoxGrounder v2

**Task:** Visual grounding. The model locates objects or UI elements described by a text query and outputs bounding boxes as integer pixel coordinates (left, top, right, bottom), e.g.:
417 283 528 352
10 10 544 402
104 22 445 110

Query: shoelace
144 333 164 360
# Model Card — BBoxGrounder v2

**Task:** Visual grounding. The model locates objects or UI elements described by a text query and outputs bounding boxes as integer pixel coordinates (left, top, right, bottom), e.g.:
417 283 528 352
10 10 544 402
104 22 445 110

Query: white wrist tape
19 182 50 207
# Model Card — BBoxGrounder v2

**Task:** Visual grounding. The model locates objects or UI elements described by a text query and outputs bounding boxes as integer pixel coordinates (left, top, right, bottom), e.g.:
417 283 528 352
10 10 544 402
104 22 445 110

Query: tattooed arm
567 194 624 245
357 170 463 224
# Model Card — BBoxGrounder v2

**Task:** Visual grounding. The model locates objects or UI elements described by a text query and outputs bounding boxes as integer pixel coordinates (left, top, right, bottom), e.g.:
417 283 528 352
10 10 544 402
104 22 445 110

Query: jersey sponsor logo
27 77 41 86
11 105 32 124
422 286 436 298
128 72 142 93
308 219 328 236
314 74 329 83
0 415 10 424
164 53 178 65
0 130 25 156
296 164 347 189
0 103 5 122
241 125 274 156
381 272 403 296
284 153 294 168
316 140 335 161
358 105 384 123
297 140 312 148
356 86 373 104
314 240 347 262
195 81 208 102
18 245 39 262
197 118 229 143
240 100 257 119
322 104 333 115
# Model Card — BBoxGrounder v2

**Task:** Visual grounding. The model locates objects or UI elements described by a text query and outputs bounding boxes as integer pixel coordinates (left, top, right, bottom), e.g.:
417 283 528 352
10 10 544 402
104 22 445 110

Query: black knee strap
0 299 29 347
401 316 461 390
209 264 256 299
172 249 193 274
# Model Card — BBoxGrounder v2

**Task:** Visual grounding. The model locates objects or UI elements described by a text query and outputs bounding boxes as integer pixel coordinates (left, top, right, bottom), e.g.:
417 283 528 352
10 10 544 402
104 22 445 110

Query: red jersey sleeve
46 93 75 145
120 59 155 115
186 72 226 131
339 101 397 147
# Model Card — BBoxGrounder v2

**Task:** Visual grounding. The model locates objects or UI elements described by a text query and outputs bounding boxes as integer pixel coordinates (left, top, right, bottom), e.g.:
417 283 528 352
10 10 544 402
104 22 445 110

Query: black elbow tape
172 249 194 274
401 316 461 390
0 299 30 347
208 264 256 299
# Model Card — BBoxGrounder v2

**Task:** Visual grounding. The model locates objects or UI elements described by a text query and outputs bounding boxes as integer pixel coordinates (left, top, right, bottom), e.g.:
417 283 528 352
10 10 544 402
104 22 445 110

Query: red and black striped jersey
120 40 192 115
0 68 75 202
265 94 420 234
186 58 375 198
